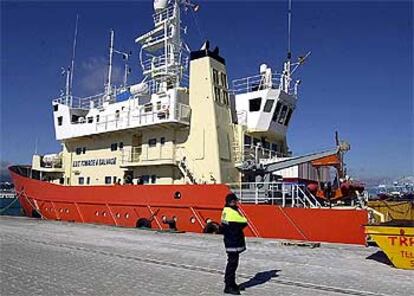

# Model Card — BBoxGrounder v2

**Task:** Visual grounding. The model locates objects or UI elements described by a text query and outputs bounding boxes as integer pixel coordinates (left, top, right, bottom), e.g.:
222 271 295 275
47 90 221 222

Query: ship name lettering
72 157 116 167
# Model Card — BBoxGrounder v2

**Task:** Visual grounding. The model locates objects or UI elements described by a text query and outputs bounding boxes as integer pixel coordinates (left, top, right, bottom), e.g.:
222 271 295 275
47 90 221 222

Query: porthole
116 213 121 219
65 209 69 214
206 218 212 224
95 211 99 216
173 216 177 222
190 217 196 224
162 216 167 222
174 191 182 199
103 211 107 217
45 208 48 211
125 213 130 219
59 208 64 213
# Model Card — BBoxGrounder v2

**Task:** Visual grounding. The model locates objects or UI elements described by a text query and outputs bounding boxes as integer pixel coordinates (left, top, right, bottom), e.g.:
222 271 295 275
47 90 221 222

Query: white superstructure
33 0 327 187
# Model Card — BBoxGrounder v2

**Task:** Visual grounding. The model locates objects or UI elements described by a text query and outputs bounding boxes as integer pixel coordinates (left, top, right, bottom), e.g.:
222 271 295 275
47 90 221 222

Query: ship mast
105 29 115 99
69 14 79 97
283 0 292 93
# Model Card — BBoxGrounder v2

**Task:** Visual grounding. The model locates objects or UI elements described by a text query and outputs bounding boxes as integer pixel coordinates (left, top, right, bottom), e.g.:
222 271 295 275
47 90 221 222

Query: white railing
232 73 297 96
95 102 191 132
233 144 286 164
121 146 175 164
53 93 105 110
228 182 321 208
153 4 175 24
232 73 282 95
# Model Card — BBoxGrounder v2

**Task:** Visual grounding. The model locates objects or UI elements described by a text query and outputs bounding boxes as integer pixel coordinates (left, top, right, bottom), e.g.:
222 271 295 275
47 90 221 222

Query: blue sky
1 0 413 180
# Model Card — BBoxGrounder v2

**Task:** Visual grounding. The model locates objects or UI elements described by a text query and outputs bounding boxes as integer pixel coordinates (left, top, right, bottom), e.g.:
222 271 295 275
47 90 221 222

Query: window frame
263 99 274 113
249 97 262 112
148 138 157 147
110 143 118 151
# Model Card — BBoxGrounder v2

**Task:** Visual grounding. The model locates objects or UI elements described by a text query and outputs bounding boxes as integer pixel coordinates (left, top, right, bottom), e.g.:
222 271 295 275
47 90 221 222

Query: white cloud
78 56 123 95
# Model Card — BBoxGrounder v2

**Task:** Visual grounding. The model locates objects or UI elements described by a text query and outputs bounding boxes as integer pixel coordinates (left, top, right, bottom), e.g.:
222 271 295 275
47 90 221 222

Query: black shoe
236 284 245 291
224 286 241 295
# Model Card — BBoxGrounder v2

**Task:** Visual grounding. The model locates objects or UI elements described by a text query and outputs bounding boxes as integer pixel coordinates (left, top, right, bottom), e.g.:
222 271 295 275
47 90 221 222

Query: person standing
221 193 248 295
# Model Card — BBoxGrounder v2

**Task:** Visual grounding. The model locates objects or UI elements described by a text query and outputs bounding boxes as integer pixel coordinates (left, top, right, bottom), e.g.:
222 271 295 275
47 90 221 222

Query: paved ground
0 216 412 296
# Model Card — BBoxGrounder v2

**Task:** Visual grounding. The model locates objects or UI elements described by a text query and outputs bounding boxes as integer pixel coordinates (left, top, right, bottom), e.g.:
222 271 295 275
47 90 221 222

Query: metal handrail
227 181 321 208
153 4 175 24
233 144 286 163
232 73 283 94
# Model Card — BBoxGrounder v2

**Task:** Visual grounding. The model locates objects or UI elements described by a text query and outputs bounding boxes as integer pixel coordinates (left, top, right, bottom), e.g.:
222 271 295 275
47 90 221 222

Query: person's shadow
239 269 280 289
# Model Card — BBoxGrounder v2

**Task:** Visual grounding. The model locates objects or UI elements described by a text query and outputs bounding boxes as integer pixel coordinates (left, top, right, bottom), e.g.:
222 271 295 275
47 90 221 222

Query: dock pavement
0 216 412 296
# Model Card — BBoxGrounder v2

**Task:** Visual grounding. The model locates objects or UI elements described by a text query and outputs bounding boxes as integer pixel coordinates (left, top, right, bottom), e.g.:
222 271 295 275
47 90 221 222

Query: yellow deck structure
365 221 414 270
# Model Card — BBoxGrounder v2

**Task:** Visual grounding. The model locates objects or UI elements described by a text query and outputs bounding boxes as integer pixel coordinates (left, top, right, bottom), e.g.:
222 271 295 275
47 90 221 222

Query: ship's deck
1 216 412 296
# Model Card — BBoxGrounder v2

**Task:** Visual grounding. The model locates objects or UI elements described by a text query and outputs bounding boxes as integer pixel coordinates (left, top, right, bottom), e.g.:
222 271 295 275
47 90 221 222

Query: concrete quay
1 216 412 296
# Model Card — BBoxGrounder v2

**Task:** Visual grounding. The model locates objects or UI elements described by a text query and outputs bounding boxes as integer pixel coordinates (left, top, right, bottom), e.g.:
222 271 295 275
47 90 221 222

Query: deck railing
228 181 321 208
232 73 297 96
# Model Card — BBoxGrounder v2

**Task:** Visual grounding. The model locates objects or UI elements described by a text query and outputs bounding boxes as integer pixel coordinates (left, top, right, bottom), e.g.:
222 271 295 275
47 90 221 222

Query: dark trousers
224 251 239 287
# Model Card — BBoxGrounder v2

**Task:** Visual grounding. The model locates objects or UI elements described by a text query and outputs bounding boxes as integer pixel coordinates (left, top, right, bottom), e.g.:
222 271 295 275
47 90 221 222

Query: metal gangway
228 182 322 208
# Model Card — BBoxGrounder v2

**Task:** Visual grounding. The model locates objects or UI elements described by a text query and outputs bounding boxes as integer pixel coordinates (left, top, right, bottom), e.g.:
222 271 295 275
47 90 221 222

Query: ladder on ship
178 157 198 184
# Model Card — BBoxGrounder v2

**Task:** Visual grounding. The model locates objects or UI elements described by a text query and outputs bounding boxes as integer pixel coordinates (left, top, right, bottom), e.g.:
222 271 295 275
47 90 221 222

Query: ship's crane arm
263 147 340 174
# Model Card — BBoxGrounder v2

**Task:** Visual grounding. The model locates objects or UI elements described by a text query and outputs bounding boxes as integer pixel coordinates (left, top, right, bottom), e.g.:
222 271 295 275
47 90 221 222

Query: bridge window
223 90 229 105
285 108 293 126
86 177 90 185
214 86 221 103
75 147 82 155
249 97 262 112
96 115 100 122
87 117 93 123
160 137 165 145
119 142 124 149
78 177 84 185
57 116 63 126
278 105 288 124
271 143 278 152
53 105 59 112
105 176 112 184
220 73 227 88
263 99 274 113
272 102 282 122
213 69 219 85
115 110 120 119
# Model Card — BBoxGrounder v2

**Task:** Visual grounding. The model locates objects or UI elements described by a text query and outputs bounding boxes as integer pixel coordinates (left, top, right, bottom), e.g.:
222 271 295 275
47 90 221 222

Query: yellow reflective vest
221 207 247 224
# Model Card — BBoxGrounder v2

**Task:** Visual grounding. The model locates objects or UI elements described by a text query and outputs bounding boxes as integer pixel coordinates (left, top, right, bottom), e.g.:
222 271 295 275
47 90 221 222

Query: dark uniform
221 194 248 295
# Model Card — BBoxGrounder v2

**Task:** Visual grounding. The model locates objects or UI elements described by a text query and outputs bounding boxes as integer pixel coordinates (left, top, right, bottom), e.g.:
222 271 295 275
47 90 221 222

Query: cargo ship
9 0 369 245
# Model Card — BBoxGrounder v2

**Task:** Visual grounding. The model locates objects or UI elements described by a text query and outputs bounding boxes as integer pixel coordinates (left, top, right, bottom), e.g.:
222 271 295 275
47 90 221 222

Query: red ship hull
9 166 368 245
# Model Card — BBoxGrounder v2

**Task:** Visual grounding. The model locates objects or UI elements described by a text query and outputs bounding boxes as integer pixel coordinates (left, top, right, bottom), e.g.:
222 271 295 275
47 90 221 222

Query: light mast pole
284 0 292 93
69 14 79 98
106 29 115 98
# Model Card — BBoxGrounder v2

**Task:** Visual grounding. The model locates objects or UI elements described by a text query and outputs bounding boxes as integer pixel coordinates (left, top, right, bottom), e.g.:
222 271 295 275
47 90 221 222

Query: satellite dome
154 0 168 11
